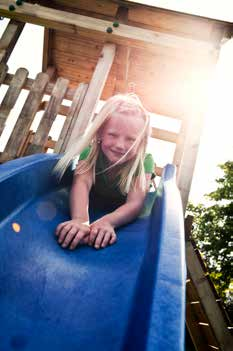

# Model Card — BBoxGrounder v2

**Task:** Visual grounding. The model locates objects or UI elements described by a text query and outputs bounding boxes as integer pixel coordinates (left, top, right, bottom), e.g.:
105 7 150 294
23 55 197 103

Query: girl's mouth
111 150 125 158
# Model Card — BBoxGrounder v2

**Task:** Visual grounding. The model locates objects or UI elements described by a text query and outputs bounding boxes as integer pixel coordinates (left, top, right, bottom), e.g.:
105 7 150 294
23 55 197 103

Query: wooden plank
0 1 218 54
115 0 232 24
114 45 130 94
0 72 49 162
42 28 54 72
17 130 34 158
0 19 25 64
0 62 8 85
186 240 233 351
177 104 204 210
39 100 70 116
26 77 69 155
128 7 214 41
2 73 77 100
51 31 103 59
54 83 88 153
155 166 162 177
186 303 210 351
66 43 116 149
0 67 28 136
173 118 188 180
151 127 178 143
48 0 119 16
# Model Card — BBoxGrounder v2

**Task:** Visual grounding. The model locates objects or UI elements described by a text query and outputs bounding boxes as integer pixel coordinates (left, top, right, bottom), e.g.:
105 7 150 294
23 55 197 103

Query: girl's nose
115 137 125 151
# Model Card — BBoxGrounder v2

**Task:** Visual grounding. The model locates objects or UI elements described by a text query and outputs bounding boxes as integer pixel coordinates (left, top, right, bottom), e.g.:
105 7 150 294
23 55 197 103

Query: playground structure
0 1 232 350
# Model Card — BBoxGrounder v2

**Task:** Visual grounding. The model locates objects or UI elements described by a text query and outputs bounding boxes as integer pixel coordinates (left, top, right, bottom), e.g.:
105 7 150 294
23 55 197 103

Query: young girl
54 94 155 250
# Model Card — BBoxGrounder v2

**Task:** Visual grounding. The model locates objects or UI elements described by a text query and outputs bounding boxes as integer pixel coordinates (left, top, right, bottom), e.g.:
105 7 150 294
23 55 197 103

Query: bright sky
0 9 232 204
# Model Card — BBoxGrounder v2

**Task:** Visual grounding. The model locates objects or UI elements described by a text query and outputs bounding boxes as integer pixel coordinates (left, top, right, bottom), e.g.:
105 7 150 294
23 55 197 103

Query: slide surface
0 154 186 351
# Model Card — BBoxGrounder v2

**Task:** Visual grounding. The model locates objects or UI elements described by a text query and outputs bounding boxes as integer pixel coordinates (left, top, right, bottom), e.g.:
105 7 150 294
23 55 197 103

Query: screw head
106 27 113 34
9 4 16 11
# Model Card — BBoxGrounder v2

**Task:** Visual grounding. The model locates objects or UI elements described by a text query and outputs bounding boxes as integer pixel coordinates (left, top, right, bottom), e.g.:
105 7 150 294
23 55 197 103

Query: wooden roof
1 0 232 117
42 0 232 117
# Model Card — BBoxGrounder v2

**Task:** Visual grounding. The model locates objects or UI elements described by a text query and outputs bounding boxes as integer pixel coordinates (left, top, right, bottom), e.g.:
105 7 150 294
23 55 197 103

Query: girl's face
99 112 145 165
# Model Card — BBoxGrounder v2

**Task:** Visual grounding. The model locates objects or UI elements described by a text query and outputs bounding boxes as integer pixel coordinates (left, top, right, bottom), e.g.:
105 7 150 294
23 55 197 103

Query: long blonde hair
54 93 151 194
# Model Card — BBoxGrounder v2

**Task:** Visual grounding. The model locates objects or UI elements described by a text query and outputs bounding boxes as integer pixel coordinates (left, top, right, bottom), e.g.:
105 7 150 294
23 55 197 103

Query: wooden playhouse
0 1 232 350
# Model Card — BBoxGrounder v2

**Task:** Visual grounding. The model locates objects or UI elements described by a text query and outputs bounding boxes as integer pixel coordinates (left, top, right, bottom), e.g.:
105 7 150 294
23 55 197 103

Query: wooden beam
114 45 130 94
2 73 76 100
177 107 204 210
173 118 188 179
38 100 70 116
46 0 119 17
155 166 162 177
66 43 116 149
42 28 53 72
0 19 25 64
151 127 178 143
0 62 8 86
54 83 88 153
0 67 28 136
186 240 233 351
0 1 218 54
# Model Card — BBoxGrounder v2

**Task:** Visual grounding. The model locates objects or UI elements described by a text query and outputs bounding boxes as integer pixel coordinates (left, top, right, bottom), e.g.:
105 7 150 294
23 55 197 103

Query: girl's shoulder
79 146 92 161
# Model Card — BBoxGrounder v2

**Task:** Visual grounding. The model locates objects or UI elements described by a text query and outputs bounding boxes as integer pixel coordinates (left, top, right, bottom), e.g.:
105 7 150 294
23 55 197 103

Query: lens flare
12 222 21 233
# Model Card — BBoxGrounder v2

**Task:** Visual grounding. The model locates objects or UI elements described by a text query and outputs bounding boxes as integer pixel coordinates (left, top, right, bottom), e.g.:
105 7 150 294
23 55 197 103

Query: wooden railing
0 62 88 162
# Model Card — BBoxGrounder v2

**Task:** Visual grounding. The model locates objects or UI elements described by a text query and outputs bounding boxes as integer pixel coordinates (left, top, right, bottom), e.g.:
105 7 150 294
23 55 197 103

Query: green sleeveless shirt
78 146 155 206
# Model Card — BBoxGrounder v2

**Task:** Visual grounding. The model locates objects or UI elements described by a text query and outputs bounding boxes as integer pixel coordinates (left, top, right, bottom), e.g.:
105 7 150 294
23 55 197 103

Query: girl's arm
55 163 93 250
70 169 93 223
89 174 151 249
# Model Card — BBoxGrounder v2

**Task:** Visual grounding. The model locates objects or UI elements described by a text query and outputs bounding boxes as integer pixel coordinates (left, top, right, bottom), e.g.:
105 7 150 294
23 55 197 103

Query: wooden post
54 83 88 153
26 77 69 155
66 43 116 150
186 241 233 350
114 45 130 94
0 19 25 64
0 62 8 86
0 72 49 162
0 67 28 136
173 117 188 182
42 28 53 72
177 108 204 210
185 215 233 351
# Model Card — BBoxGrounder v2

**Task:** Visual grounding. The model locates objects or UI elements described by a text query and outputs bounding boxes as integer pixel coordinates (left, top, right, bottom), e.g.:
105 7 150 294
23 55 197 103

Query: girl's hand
89 219 117 249
55 219 90 250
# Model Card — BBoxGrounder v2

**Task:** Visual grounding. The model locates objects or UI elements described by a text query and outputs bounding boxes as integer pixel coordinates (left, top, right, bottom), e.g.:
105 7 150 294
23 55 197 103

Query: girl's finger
61 228 77 248
89 228 98 246
82 235 90 245
101 232 111 248
94 230 105 249
58 224 72 244
55 221 69 236
69 230 86 250
109 232 117 245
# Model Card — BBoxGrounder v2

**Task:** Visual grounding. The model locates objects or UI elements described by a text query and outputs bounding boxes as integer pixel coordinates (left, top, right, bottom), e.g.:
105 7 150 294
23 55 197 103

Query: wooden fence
0 62 88 162
0 65 186 180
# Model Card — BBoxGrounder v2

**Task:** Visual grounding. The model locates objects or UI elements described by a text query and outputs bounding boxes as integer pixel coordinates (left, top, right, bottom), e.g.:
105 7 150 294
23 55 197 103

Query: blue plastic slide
0 154 186 351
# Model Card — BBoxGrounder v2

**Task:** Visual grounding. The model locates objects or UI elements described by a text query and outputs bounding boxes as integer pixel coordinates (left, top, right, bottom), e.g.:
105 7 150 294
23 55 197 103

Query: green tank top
78 146 155 206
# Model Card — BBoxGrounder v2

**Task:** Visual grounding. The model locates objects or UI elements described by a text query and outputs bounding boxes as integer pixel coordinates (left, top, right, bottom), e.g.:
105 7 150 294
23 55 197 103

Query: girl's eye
127 138 136 143
109 133 117 137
